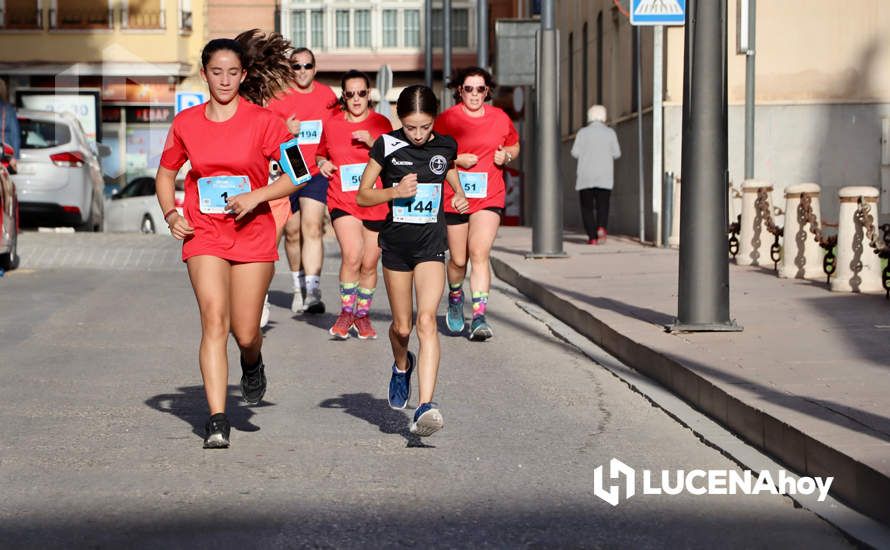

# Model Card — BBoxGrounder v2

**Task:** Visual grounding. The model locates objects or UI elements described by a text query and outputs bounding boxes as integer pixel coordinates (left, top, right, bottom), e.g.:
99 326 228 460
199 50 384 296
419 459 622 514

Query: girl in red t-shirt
315 70 393 340
156 37 302 449
434 67 520 342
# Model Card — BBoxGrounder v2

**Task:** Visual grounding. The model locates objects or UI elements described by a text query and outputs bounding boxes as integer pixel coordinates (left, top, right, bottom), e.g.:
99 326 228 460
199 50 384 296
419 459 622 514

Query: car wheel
0 224 19 271
141 215 156 234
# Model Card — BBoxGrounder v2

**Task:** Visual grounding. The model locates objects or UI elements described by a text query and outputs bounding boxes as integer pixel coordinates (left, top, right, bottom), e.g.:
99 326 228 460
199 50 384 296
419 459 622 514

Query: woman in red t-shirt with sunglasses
434 67 520 342
156 37 301 449
316 70 393 340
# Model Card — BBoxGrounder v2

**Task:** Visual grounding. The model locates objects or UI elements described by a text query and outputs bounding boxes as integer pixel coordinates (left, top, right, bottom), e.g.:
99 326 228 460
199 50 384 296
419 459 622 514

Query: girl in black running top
356 85 468 437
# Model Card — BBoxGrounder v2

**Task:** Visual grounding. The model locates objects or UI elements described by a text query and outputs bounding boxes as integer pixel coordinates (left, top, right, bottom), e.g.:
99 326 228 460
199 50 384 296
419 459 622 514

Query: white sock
292 270 304 290
264 293 269 305
305 275 321 293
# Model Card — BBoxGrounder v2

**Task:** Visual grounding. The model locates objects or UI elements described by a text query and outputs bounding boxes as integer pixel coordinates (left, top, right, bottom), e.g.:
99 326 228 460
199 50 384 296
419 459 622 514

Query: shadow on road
319 392 432 448
145 385 269 439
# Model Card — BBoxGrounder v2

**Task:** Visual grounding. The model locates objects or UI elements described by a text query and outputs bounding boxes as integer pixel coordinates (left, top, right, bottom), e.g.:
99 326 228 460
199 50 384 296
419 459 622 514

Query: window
291 10 306 47
382 9 398 48
568 32 574 133
336 9 349 48
53 0 111 29
178 0 191 32
432 8 469 48
2 0 41 28
354 9 370 48
19 118 72 149
291 8 323 49
404 9 419 47
124 0 164 29
582 22 589 123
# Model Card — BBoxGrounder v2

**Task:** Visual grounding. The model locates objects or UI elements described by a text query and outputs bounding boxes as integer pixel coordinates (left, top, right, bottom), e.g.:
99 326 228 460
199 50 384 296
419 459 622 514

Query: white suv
14 109 105 231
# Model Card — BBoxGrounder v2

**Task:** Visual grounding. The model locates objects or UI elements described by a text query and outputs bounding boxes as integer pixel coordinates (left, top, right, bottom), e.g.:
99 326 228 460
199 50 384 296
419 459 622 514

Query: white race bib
340 163 366 192
297 120 322 145
458 171 488 198
392 183 441 224
197 175 250 214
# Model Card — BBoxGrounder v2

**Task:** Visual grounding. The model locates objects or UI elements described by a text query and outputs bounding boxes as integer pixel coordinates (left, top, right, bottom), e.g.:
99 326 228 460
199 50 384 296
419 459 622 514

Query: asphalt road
0 234 851 548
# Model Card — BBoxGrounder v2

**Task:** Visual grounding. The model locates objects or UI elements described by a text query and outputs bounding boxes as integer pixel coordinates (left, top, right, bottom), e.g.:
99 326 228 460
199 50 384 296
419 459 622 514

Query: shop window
432 8 470 48
2 0 42 29
52 0 112 29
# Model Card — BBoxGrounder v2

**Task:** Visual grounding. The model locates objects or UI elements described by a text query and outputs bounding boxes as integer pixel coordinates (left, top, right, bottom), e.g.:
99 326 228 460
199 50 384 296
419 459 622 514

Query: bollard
832 186 883 293
737 180 775 266
779 183 823 280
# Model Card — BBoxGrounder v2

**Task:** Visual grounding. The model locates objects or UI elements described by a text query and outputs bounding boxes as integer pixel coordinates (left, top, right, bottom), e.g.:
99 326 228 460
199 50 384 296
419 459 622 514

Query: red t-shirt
159 97 292 262
434 104 519 213
266 83 338 176
317 111 392 221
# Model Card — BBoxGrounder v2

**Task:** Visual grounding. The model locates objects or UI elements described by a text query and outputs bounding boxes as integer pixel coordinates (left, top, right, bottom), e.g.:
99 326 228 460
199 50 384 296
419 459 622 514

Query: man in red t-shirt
266 48 338 314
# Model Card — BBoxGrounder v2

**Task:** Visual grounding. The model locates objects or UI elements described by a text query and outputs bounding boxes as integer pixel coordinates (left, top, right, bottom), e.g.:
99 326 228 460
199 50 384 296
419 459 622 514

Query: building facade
555 0 890 240
0 0 205 187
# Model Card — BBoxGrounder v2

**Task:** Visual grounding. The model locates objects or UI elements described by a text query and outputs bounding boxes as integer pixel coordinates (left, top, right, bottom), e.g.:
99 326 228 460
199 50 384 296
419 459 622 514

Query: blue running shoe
410 402 444 437
388 350 415 410
469 315 493 341
446 295 465 334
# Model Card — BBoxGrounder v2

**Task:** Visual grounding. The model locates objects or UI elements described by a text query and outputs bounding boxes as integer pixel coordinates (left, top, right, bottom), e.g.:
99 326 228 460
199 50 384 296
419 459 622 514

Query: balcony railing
50 8 113 29
122 9 165 30
1 7 43 29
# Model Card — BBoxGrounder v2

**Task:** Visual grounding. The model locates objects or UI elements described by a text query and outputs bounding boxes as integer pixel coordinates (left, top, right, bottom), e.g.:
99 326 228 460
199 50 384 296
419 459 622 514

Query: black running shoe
203 413 230 449
240 354 267 404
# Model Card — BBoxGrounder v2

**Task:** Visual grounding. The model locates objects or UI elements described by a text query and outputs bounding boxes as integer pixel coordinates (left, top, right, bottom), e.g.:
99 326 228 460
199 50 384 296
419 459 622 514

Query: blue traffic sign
175 91 206 114
630 0 686 26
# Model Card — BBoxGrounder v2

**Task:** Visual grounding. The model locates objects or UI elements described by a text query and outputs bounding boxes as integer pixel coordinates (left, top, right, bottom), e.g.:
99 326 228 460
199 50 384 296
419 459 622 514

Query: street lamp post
424 0 433 88
673 0 741 332
529 0 565 258
477 0 489 69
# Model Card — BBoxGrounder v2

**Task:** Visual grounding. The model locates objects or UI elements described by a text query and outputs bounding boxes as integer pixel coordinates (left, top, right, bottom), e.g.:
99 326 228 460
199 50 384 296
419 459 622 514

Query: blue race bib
458 171 488 198
197 175 250 214
392 183 441 224
340 163 367 192
297 120 322 145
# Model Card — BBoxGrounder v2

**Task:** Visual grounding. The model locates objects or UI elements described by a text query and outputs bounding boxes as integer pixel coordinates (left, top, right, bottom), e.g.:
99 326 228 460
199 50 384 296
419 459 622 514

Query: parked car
0 142 19 270
104 176 184 234
13 109 107 231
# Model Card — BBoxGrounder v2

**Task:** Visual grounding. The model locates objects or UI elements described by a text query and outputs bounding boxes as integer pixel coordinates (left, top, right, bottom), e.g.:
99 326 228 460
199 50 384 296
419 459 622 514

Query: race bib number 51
392 183 441 224
197 176 250 214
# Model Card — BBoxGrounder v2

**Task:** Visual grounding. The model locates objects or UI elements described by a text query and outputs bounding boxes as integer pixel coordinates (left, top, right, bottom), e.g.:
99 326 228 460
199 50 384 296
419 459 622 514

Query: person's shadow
319 392 432 448
145 385 271 440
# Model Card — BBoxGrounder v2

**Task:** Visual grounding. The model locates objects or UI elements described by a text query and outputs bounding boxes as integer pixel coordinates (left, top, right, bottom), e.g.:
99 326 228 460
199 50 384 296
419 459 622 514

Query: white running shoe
290 287 305 313
260 294 270 328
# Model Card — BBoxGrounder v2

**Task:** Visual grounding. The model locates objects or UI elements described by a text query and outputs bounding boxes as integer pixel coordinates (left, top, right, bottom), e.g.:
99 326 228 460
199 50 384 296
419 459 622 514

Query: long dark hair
228 29 295 105
334 70 375 111
450 66 496 103
396 85 438 119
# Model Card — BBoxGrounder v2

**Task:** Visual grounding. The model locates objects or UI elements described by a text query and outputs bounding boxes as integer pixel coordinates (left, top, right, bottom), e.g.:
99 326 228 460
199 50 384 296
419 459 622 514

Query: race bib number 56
392 183 441 224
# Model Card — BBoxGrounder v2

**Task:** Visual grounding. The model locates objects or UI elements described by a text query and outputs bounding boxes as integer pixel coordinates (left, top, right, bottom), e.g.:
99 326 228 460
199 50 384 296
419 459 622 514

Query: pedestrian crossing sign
630 0 686 26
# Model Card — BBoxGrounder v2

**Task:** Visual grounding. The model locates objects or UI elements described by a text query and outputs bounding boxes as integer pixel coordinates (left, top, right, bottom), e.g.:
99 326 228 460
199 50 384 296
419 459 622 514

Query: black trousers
579 188 611 240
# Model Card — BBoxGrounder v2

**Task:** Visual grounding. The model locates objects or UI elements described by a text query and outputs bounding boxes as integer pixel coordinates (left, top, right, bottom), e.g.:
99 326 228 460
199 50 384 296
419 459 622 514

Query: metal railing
0 7 42 29
122 9 165 29
50 8 113 29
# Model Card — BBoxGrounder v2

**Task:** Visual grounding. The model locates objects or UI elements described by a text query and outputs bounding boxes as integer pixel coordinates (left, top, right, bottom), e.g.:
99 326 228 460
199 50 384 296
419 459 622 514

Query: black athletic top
369 128 458 257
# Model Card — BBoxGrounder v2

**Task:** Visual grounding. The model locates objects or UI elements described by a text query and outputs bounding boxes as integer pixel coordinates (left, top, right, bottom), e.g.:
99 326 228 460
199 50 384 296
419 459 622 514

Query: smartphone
278 138 312 187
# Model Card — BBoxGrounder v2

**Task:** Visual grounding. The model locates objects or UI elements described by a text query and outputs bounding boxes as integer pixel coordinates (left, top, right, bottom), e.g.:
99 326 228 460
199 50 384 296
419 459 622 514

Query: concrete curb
491 254 890 526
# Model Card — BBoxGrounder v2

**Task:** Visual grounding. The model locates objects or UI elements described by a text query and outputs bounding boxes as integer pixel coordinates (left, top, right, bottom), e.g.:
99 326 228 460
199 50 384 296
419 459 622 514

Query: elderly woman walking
570 105 621 245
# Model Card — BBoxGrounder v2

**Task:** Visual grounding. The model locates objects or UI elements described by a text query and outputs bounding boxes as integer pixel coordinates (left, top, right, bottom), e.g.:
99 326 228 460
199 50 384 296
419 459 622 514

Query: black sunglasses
343 90 369 99
292 62 314 71
462 85 488 94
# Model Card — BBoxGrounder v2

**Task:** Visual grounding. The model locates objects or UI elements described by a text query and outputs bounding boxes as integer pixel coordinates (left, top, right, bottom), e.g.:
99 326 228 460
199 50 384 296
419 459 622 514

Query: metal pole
477 0 489 68
662 171 673 247
653 25 664 246
530 0 565 257
424 0 433 88
744 0 756 179
635 26 645 243
673 0 740 331
443 0 453 107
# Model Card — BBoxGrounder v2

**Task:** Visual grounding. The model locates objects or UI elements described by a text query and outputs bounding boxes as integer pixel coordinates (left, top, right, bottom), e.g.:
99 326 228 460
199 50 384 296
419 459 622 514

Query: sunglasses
343 90 369 99
462 85 488 94
291 62 314 71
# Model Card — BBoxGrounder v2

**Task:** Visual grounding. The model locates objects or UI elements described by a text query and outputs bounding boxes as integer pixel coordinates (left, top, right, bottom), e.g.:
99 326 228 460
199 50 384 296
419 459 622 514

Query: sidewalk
490 227 890 526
